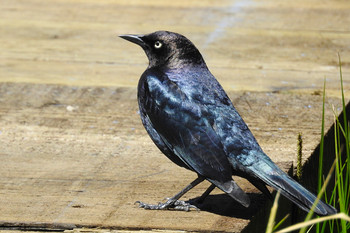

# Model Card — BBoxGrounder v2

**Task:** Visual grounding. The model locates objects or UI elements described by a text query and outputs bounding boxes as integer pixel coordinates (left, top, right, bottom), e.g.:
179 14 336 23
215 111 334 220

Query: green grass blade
273 214 290 232
276 213 350 233
266 191 281 233
300 159 336 233
318 78 326 190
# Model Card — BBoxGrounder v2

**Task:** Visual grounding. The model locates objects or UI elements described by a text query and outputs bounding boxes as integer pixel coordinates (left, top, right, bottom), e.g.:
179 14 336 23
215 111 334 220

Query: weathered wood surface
0 83 341 233
0 0 349 232
1 0 349 94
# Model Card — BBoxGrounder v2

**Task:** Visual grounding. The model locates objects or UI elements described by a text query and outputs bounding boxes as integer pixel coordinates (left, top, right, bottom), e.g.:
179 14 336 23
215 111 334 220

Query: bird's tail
208 178 251 208
263 172 336 216
246 152 337 216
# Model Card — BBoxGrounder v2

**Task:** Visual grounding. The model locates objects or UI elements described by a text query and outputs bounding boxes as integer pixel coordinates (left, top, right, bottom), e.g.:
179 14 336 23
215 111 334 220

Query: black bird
120 31 337 215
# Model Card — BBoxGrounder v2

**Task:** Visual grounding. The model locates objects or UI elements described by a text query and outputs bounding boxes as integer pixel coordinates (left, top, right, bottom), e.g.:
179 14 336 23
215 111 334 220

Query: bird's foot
135 198 199 211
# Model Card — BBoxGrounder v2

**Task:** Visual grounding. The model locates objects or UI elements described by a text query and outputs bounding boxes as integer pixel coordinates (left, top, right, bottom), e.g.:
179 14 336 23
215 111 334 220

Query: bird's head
120 31 205 69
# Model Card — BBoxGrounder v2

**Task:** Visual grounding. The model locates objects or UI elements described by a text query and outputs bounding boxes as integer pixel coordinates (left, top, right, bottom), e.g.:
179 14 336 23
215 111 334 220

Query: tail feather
208 178 251 208
266 174 337 216
245 152 337 216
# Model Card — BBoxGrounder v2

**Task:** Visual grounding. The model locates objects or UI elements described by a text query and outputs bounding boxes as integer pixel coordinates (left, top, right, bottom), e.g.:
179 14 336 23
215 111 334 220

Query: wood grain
1 0 349 95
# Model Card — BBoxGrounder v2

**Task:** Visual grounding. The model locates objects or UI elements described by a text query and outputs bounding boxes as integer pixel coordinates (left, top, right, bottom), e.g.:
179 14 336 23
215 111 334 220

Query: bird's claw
172 199 200 211
135 198 199 211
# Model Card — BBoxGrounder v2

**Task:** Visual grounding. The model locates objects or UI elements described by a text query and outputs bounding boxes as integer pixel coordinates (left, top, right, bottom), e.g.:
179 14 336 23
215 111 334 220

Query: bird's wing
138 97 189 169
141 72 231 180
139 71 250 206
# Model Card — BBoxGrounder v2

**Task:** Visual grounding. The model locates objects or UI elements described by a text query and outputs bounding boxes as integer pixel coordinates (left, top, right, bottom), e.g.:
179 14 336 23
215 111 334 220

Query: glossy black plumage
120 31 337 215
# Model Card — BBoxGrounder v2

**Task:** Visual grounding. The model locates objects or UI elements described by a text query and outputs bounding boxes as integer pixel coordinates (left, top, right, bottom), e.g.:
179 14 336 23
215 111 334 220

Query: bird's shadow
189 193 268 219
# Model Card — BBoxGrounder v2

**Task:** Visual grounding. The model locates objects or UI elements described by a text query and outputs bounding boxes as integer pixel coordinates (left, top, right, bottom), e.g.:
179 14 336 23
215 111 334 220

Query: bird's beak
119 34 146 48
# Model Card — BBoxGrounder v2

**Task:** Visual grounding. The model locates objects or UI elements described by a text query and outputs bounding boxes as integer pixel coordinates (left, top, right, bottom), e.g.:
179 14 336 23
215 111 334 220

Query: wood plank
1 0 349 96
0 83 342 232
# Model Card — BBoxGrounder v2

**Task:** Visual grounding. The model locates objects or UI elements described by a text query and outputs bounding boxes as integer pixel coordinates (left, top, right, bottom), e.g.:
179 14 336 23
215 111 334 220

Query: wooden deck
1 0 349 232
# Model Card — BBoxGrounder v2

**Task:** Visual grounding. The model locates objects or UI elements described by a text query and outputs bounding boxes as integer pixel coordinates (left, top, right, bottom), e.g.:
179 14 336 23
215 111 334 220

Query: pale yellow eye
154 41 162 49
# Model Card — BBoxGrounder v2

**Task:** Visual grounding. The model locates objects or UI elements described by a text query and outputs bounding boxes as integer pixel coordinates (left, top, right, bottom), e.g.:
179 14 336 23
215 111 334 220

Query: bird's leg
136 176 205 211
195 184 216 203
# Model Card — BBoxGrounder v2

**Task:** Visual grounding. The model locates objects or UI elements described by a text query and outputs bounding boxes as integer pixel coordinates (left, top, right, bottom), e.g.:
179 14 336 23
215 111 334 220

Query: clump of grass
313 54 350 233
266 54 350 233
297 132 303 182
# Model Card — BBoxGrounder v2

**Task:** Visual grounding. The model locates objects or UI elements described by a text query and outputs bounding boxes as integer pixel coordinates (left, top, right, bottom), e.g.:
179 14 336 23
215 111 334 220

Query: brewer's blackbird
120 31 337 215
